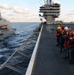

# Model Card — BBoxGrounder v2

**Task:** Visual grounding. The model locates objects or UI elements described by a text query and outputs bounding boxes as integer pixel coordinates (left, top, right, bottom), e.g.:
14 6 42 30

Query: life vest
60 25 64 30
64 36 74 48
68 36 74 47
63 30 69 35
64 40 70 48
63 31 69 48
67 30 74 48
56 29 61 37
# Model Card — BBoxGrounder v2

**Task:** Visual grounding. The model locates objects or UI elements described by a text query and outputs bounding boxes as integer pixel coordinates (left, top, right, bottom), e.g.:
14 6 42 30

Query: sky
58 0 74 22
0 0 74 22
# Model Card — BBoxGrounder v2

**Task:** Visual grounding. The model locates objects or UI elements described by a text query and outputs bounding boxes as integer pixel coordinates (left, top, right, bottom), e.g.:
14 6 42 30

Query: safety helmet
57 26 61 30
64 26 68 30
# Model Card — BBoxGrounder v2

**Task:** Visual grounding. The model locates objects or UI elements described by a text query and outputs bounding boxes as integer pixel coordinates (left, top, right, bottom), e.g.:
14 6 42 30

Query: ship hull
0 29 16 41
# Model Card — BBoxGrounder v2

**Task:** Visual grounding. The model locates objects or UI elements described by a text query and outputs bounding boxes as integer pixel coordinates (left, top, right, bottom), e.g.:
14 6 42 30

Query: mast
50 0 51 4
46 0 52 5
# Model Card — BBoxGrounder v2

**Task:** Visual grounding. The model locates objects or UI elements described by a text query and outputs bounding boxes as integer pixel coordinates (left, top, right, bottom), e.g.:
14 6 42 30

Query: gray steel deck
32 25 74 75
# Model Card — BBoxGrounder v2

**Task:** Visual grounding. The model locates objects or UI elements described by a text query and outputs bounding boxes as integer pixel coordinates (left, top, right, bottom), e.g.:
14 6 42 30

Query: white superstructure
0 13 11 29
39 0 60 24
0 13 16 40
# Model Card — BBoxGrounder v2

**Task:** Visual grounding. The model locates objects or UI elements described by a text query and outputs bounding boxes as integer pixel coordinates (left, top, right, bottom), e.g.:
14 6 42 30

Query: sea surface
0 22 40 63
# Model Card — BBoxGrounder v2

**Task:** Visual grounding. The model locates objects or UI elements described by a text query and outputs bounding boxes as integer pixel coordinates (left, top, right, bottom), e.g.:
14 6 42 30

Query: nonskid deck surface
32 24 74 75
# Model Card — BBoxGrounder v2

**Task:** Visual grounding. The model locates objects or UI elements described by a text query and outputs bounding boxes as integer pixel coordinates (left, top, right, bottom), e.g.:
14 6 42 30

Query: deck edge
25 25 43 75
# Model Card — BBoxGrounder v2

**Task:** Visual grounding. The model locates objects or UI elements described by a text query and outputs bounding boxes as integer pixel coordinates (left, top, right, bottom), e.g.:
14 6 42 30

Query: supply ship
0 13 16 40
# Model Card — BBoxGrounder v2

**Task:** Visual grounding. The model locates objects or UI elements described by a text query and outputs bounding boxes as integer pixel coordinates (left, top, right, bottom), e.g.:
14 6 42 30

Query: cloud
0 4 12 10
0 4 40 22
56 11 74 22
13 8 31 14
66 11 74 16
1 3 74 22
0 4 31 14
0 10 6 13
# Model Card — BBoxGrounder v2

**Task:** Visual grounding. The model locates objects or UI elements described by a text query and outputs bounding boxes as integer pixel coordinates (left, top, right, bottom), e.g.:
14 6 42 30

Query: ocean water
0 22 40 63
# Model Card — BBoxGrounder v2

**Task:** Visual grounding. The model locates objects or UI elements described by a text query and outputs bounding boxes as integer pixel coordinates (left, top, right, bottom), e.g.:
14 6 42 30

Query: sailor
67 30 74 64
63 26 70 59
56 25 64 47
59 25 65 52
56 25 61 46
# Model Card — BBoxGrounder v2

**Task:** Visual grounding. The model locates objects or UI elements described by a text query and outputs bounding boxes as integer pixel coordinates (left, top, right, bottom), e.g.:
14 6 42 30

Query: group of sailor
56 24 74 64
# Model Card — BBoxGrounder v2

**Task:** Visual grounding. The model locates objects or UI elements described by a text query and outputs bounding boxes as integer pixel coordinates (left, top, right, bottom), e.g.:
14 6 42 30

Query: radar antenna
50 0 52 5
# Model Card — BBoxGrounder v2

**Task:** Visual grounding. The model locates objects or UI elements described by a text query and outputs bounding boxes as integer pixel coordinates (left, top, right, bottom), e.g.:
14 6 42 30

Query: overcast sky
0 0 74 22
